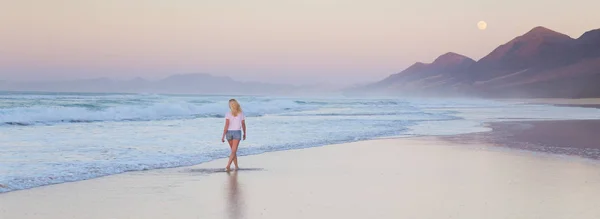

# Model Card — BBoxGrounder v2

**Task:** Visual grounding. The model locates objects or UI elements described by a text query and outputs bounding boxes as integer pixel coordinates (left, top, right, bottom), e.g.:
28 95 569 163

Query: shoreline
443 120 600 160
2 95 600 218
2 135 600 218
2 118 600 195
508 98 600 109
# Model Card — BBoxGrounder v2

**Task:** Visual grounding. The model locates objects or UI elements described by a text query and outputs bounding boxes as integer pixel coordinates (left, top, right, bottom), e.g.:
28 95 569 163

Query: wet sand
509 98 600 109
553 104 600 109
1 136 600 218
444 120 600 160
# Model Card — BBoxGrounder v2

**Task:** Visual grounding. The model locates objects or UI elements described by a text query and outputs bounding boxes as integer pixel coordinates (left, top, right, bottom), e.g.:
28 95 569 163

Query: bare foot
234 166 239 171
225 167 231 172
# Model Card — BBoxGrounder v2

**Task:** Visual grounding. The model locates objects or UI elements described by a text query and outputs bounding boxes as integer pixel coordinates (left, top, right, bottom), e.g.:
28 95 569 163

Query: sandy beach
4 1 600 218
510 98 600 109
444 120 600 160
2 133 600 218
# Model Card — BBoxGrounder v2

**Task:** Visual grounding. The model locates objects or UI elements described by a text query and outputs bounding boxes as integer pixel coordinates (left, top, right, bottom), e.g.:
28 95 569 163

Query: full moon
477 21 487 30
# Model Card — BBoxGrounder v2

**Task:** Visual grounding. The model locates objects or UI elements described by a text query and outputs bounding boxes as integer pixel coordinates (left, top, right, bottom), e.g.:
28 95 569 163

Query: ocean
1 91 600 193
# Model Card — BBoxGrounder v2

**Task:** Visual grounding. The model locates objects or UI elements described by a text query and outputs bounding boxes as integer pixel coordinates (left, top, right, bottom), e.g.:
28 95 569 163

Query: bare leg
232 139 240 169
226 139 240 170
227 140 239 169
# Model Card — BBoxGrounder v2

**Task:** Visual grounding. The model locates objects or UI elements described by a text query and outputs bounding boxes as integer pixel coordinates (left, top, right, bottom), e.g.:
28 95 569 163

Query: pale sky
1 0 599 85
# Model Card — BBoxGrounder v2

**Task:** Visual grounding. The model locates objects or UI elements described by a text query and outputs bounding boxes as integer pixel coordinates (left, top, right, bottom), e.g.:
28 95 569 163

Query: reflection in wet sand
226 171 243 219
188 168 263 174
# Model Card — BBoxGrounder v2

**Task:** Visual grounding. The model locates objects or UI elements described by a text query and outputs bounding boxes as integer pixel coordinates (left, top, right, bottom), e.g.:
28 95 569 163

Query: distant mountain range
4 26 598 98
0 73 342 95
347 26 600 98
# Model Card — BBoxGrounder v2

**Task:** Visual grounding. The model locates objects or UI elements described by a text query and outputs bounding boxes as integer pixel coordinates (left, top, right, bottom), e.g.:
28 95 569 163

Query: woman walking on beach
222 99 246 171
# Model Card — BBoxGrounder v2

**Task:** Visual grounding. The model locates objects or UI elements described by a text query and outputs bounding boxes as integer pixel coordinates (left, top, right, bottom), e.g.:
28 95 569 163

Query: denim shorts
226 130 242 140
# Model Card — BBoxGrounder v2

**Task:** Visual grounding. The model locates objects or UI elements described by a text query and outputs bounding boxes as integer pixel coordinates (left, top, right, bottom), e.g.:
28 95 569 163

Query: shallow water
1 92 600 193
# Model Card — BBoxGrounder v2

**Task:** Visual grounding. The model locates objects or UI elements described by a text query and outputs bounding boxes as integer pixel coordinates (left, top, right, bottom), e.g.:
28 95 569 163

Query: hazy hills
0 73 341 96
349 26 600 98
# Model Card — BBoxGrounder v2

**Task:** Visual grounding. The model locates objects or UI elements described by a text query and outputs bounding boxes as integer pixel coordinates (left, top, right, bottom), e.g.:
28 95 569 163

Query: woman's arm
242 120 246 140
222 119 230 142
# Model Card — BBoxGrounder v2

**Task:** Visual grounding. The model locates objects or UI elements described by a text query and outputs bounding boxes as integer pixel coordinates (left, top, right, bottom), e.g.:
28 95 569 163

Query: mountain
468 26 574 84
347 52 475 96
351 26 600 98
0 73 306 95
575 29 600 60
471 27 600 98
153 73 238 94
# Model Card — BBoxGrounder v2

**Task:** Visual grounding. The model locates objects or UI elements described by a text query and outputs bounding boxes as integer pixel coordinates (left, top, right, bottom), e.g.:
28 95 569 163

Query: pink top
225 112 245 131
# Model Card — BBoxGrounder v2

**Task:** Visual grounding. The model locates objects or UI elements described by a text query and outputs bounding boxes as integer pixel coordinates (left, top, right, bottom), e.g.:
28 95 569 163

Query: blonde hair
229 99 242 116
